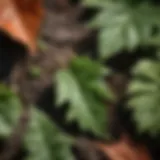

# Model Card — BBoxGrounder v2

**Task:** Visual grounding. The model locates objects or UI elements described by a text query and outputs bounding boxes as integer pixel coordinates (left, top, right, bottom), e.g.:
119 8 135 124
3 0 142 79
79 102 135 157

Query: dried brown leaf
97 134 152 160
0 0 44 54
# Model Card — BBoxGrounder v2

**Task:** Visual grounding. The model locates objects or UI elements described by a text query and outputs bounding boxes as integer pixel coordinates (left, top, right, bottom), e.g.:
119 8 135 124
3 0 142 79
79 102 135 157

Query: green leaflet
128 59 160 135
129 94 160 135
83 0 112 8
132 59 160 82
24 108 74 160
98 26 125 59
55 57 113 137
85 0 160 60
0 84 21 137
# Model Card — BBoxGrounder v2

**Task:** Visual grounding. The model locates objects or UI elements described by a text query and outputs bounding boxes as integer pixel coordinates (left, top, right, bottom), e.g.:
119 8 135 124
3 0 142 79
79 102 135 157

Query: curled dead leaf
0 0 44 55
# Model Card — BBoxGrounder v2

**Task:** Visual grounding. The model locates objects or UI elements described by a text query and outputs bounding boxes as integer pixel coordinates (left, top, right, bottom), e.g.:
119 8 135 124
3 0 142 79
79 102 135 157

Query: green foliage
128 59 160 135
0 84 21 137
83 0 160 136
1 0 160 159
0 84 74 160
84 0 160 59
83 0 111 7
25 107 74 160
55 57 113 137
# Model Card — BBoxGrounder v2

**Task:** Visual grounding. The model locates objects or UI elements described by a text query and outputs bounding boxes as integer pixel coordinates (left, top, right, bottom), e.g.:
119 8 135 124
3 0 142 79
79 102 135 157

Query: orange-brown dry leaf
97 134 152 160
0 0 44 54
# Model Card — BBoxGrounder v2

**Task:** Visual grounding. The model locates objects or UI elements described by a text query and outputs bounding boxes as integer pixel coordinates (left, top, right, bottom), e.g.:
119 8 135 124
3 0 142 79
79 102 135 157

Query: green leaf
0 84 21 137
125 24 139 50
99 27 125 59
128 59 160 135
129 94 160 135
128 80 157 95
24 107 74 160
83 0 112 8
55 57 112 137
87 1 160 60
133 59 160 82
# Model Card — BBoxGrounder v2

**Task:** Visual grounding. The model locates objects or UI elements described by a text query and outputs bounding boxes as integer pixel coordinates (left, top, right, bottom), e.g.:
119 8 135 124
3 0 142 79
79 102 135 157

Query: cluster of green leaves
0 56 112 160
0 85 74 160
83 0 160 136
84 0 160 59
128 59 160 135
55 56 113 137
25 108 74 160
1 0 160 160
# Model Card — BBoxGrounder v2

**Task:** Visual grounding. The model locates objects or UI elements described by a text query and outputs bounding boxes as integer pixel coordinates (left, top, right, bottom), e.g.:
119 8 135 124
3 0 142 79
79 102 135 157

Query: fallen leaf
97 134 152 160
0 0 44 54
